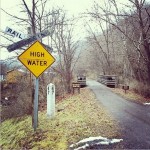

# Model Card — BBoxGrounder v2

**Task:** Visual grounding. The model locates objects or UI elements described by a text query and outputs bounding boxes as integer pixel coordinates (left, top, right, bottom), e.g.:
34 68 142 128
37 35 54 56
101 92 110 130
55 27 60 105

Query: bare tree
0 0 60 120
85 21 113 75
51 11 80 93
86 0 150 85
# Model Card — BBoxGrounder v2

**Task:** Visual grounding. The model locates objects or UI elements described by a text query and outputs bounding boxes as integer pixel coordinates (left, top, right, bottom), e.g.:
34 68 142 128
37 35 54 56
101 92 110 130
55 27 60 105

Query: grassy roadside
110 88 150 104
0 88 121 150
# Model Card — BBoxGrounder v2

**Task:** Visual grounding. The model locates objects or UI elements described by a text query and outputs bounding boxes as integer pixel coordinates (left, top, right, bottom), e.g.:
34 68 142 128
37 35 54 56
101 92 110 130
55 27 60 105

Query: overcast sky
1 0 93 31
1 0 96 60
1 0 148 60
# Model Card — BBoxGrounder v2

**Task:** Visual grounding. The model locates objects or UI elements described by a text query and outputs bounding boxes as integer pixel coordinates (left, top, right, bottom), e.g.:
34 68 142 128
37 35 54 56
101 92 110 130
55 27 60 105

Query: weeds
0 88 120 149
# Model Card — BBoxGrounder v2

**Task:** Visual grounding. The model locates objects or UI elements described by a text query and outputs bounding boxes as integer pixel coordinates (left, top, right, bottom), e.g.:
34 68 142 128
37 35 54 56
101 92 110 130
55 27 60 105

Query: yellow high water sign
18 41 55 78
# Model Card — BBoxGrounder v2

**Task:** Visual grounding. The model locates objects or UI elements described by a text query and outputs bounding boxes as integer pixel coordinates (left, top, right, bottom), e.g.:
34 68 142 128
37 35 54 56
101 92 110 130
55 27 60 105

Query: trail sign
5 26 27 39
7 30 53 52
18 41 55 78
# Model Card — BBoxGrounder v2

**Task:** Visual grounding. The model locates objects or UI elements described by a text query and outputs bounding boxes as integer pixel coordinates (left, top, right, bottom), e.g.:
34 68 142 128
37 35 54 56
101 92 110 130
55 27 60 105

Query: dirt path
87 80 150 149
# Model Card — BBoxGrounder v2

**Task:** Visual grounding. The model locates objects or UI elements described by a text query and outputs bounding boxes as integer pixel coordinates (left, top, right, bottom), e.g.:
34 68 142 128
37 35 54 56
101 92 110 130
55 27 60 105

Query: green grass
0 88 119 150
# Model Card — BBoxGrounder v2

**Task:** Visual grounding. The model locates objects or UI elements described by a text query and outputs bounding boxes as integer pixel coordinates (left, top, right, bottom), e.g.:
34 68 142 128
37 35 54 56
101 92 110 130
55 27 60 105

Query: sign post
34 78 39 131
18 40 55 131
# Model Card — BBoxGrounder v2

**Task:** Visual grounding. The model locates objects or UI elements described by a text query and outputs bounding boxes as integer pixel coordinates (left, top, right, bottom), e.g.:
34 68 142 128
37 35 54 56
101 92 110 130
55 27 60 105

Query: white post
47 83 55 118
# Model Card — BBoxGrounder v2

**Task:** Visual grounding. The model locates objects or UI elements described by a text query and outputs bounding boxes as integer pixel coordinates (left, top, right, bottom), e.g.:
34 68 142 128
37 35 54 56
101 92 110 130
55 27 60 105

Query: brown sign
72 82 80 94
122 85 129 90
122 85 129 93
72 82 80 88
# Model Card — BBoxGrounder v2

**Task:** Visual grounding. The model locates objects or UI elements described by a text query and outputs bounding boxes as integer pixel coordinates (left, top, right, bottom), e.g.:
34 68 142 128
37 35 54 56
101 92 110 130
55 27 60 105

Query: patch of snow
74 143 89 150
18 69 25 73
69 136 123 149
77 136 107 144
5 97 8 100
70 144 74 148
110 139 123 143
97 141 109 145
143 103 150 105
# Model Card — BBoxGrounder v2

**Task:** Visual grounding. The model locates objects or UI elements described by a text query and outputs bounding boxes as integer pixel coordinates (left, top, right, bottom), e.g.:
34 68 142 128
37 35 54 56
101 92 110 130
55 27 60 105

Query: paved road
87 80 150 149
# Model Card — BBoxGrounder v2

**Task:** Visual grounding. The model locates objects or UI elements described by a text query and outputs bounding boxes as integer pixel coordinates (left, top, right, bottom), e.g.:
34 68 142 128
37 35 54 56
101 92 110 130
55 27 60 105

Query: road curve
87 80 150 149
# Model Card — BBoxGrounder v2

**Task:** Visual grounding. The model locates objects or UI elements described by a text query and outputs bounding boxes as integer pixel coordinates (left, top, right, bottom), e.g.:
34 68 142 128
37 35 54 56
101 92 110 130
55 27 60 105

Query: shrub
1 75 32 121
1 93 32 121
1 70 72 121
129 80 150 98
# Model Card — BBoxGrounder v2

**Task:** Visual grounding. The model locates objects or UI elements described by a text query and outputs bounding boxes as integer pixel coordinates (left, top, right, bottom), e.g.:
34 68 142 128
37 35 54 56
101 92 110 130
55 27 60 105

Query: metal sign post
18 41 56 131
34 77 39 131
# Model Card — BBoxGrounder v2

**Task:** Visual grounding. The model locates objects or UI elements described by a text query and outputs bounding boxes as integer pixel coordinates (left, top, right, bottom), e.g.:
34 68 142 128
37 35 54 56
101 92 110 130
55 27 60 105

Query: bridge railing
97 75 118 87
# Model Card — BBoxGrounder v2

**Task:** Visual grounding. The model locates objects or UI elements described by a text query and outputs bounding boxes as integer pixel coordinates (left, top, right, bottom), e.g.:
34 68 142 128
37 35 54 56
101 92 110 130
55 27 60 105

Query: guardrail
77 76 86 87
97 75 118 87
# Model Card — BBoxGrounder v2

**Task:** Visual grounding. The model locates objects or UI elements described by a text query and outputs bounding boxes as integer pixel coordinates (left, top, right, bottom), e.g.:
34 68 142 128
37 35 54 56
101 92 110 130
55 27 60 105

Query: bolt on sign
18 41 55 78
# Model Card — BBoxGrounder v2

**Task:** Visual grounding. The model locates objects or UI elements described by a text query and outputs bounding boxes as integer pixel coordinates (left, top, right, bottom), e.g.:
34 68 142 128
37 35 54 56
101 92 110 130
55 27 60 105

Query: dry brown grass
111 87 150 104
1 88 121 150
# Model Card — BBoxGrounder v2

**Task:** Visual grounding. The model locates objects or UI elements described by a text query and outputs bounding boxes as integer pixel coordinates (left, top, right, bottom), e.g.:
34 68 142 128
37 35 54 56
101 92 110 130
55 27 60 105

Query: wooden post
122 85 129 94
